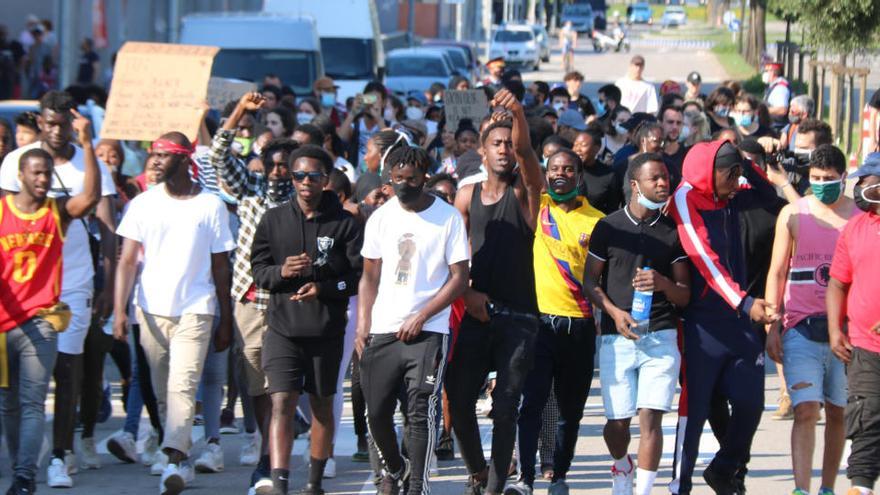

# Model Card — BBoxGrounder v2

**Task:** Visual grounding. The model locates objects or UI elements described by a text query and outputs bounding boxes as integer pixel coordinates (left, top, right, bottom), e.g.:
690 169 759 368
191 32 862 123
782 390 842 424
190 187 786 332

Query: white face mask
383 107 396 122
405 106 424 121
761 72 771 84
425 120 438 136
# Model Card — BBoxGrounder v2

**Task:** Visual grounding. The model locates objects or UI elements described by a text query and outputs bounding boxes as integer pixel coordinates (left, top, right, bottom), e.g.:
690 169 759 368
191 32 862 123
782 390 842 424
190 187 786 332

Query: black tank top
468 181 538 314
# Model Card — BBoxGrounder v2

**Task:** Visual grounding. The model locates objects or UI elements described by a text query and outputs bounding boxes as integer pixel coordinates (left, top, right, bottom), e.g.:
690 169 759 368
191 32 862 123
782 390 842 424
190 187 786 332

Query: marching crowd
1 51 880 495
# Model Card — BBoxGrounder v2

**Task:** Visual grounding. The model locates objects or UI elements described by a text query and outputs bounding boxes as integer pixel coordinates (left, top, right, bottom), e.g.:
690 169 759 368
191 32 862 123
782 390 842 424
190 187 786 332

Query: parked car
560 2 595 33
529 24 552 62
422 46 476 84
422 39 481 82
628 3 653 25
489 25 541 71
383 48 456 97
661 6 687 27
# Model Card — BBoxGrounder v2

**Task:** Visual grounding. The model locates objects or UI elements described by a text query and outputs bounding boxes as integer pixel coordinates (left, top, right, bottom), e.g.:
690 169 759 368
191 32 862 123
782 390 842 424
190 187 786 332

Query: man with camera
760 118 833 203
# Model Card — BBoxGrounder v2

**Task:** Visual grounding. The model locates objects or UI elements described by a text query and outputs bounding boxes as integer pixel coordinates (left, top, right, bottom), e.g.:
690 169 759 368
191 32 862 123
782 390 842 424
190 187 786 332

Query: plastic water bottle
631 267 653 335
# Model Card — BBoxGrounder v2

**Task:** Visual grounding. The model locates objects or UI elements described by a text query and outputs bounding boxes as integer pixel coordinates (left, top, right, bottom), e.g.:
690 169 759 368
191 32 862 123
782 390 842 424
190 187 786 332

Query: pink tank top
782 197 846 330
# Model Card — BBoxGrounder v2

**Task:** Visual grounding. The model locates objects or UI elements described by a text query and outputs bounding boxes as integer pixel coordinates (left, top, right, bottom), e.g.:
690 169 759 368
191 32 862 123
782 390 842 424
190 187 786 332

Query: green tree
772 0 880 54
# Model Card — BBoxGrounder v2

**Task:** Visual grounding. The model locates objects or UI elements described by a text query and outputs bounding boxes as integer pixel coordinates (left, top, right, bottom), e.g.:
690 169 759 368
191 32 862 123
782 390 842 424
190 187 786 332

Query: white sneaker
323 457 336 479
47 458 74 488
428 455 438 477
64 451 78 475
194 442 224 473
143 428 160 466
610 455 635 495
151 452 169 476
160 462 193 495
80 437 101 469
239 433 260 466
107 431 138 463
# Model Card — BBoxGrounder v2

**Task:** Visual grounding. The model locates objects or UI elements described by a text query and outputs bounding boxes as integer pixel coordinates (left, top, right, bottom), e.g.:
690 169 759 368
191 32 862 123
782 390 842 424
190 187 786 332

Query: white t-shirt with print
1 141 117 293
615 77 659 114
361 196 469 335
116 185 235 317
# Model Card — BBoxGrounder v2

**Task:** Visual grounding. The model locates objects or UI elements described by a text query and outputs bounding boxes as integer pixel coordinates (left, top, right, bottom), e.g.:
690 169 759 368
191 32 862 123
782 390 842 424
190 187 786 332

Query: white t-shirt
615 77 659 114
361 196 469 335
1 141 116 293
766 81 791 109
116 185 235 317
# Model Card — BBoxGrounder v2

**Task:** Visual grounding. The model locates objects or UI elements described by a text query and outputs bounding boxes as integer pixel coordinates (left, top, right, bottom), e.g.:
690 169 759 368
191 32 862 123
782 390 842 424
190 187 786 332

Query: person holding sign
0 109 101 495
446 88 544 495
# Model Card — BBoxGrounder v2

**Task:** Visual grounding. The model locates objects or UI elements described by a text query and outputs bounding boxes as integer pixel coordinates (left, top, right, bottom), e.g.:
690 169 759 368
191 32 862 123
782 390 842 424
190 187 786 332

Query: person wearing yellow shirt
507 148 604 495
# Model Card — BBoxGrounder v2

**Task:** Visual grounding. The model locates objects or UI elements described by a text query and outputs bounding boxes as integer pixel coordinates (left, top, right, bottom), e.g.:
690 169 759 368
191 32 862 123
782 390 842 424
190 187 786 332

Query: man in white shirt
0 90 117 487
113 132 235 495
762 61 791 131
356 145 469 495
615 55 658 114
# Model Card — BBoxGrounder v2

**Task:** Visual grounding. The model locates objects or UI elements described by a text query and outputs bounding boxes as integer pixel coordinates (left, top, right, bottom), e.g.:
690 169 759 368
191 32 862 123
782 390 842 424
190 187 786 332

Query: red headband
150 139 194 156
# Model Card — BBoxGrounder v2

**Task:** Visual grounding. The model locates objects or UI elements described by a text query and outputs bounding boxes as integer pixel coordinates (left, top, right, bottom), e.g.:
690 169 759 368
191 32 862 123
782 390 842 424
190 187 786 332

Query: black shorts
261 329 344 397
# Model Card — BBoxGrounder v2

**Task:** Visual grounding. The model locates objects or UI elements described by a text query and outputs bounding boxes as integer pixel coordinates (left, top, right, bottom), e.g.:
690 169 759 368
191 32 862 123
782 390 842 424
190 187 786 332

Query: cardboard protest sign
444 89 490 132
207 77 257 110
101 42 219 142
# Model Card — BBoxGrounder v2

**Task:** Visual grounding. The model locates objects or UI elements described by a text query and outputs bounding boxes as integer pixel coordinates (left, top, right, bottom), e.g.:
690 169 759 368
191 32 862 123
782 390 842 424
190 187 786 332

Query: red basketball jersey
0 195 65 332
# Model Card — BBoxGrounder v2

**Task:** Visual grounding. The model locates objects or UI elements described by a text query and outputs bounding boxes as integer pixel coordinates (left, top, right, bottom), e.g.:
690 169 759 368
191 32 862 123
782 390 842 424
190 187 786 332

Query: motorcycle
592 27 630 53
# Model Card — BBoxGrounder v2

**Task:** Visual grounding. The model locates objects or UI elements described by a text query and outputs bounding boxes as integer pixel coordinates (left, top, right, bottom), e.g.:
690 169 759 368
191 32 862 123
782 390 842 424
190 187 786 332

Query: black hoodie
251 191 363 338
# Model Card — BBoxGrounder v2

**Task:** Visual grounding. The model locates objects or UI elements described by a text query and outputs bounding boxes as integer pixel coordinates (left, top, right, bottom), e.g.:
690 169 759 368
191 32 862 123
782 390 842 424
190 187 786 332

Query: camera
768 149 811 172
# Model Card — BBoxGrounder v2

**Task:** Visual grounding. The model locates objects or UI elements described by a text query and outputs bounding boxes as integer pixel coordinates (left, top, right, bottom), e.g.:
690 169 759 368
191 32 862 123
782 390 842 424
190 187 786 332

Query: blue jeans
198 325 228 441
1 317 58 480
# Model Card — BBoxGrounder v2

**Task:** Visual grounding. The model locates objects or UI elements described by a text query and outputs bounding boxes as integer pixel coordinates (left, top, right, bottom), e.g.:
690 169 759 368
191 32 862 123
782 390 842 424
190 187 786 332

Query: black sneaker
299 483 325 495
435 432 455 461
703 462 738 495
6 477 35 495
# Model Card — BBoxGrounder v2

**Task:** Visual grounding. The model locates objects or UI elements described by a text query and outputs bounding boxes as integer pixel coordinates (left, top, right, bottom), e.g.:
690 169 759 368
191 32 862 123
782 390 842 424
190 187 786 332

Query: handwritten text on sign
444 90 490 132
101 42 219 142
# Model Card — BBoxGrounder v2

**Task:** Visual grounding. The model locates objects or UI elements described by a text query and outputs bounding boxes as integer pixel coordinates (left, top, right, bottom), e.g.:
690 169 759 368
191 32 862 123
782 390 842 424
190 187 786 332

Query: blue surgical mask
679 125 690 142
614 123 628 135
297 112 314 125
523 92 536 107
636 183 666 210
714 106 730 118
593 98 606 116
734 114 753 127
320 92 336 108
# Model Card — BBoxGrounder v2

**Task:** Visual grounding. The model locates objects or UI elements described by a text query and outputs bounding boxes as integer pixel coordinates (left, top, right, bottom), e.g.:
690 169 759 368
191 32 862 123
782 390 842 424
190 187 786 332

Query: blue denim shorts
781 327 847 408
599 329 681 420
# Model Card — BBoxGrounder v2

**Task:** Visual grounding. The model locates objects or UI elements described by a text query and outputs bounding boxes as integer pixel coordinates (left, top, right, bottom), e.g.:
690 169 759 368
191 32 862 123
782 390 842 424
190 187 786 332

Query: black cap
715 142 744 170
687 71 702 84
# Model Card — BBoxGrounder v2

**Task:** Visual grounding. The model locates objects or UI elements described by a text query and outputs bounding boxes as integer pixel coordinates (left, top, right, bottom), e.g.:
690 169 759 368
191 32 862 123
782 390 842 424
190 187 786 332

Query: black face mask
854 184 877 213
267 178 293 203
392 182 422 204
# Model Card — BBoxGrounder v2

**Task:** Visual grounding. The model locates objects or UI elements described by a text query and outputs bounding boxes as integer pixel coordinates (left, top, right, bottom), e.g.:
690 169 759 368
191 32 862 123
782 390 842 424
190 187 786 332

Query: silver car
661 6 688 27
383 48 456 97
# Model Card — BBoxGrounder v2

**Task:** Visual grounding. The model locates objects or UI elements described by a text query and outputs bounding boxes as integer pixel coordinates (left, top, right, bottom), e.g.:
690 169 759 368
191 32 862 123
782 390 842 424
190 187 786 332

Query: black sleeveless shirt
468 181 538 314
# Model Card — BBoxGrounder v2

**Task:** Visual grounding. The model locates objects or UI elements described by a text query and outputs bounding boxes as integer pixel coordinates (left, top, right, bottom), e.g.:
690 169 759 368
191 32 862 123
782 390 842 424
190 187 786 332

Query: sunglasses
292 171 327 182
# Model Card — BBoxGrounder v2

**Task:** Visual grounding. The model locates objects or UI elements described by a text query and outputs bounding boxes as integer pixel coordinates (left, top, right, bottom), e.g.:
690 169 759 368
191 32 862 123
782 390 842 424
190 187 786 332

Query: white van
180 12 323 97
263 0 388 101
